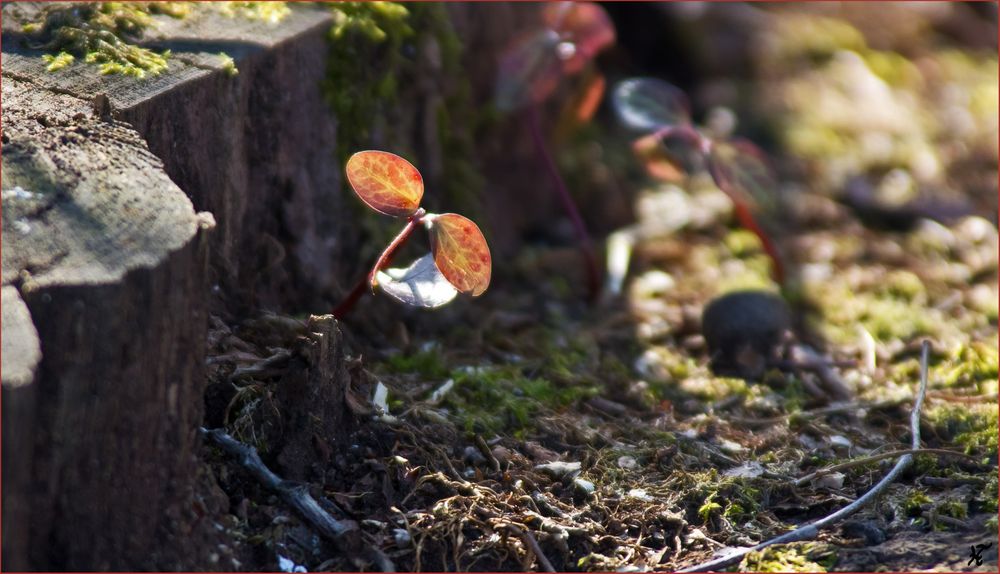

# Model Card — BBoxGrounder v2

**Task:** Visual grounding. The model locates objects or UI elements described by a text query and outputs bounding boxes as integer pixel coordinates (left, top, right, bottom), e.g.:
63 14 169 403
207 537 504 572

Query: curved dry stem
680 340 932 573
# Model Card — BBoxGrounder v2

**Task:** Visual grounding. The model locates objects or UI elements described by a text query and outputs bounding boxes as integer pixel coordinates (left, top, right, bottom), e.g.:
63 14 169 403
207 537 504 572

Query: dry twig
795 448 978 486
200 427 394 572
501 523 556 572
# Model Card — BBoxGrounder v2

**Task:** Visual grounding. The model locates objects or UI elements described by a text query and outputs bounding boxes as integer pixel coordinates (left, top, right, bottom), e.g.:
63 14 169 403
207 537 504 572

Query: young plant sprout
612 77 787 285
495 1 615 300
332 151 491 318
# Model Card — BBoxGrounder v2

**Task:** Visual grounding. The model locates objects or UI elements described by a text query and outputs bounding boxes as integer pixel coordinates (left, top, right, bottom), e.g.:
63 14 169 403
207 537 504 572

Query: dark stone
701 290 791 379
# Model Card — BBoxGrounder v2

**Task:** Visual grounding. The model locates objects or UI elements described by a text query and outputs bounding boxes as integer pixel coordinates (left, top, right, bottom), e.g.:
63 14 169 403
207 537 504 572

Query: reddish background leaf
345 151 424 217
428 213 492 296
495 29 563 111
544 2 615 74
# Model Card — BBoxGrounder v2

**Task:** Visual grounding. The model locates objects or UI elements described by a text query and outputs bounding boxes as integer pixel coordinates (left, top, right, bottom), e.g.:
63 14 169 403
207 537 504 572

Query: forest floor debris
199 172 997 571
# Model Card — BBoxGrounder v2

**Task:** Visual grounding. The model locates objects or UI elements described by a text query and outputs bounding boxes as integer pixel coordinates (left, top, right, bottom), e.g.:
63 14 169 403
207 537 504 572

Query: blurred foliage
759 7 998 198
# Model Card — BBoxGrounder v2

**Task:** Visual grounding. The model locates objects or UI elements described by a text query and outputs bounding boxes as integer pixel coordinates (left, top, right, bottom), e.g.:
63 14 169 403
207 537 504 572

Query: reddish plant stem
731 201 786 286
332 211 423 319
704 141 786 286
526 104 601 301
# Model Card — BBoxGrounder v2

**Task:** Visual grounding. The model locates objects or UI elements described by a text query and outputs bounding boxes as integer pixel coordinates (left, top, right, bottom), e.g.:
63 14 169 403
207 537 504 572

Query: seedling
495 1 616 300
332 151 491 318
612 77 787 285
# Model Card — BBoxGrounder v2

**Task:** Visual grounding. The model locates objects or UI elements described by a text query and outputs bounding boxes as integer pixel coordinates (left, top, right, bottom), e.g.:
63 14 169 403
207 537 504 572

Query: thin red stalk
704 142 785 286
332 212 423 319
731 201 786 286
526 103 601 300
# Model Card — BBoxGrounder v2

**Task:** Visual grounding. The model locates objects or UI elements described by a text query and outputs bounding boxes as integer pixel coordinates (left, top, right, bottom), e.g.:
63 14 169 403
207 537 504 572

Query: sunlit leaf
375 253 458 308
613 77 691 132
707 139 778 214
345 150 423 217
633 126 706 181
544 1 615 75
427 213 491 296
495 29 563 111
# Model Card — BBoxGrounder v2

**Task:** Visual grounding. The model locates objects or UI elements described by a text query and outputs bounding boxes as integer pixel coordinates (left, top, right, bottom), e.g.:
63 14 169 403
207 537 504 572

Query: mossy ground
192 4 996 572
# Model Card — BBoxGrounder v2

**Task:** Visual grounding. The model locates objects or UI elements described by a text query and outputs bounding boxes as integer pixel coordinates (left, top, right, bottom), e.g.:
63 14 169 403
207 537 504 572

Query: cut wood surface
0 285 40 388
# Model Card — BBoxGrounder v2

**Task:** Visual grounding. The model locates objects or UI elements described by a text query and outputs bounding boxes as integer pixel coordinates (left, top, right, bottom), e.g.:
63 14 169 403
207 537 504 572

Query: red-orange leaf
428 213 491 296
345 151 423 217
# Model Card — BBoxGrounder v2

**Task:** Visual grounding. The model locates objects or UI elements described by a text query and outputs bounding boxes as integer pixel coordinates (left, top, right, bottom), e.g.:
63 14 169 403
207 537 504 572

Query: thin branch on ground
727 398 908 427
795 447 979 486
679 340 933 573
200 427 395 572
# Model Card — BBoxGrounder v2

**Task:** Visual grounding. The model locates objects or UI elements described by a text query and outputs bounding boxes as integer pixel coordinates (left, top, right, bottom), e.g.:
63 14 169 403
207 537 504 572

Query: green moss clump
979 474 999 514
814 278 940 345
441 365 598 436
42 51 74 72
383 348 450 379
685 470 764 529
925 403 998 457
932 340 999 392
26 2 290 78
25 2 179 78
740 542 835 572
215 2 290 23
219 52 238 76
725 228 765 258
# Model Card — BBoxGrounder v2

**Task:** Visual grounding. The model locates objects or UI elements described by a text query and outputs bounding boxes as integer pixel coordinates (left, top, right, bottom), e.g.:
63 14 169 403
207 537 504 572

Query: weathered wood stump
0 5 340 570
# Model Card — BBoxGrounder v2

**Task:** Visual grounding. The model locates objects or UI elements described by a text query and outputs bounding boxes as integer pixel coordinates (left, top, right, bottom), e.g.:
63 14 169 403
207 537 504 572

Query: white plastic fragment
812 472 846 490
626 488 653 502
372 381 398 424
858 325 877 374
427 379 455 405
724 461 766 479
277 555 307 573
604 229 636 296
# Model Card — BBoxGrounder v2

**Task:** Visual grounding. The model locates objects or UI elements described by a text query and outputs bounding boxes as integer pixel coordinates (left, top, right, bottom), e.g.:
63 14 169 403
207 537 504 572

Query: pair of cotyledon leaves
346 151 491 309
612 77 779 215
495 1 615 111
